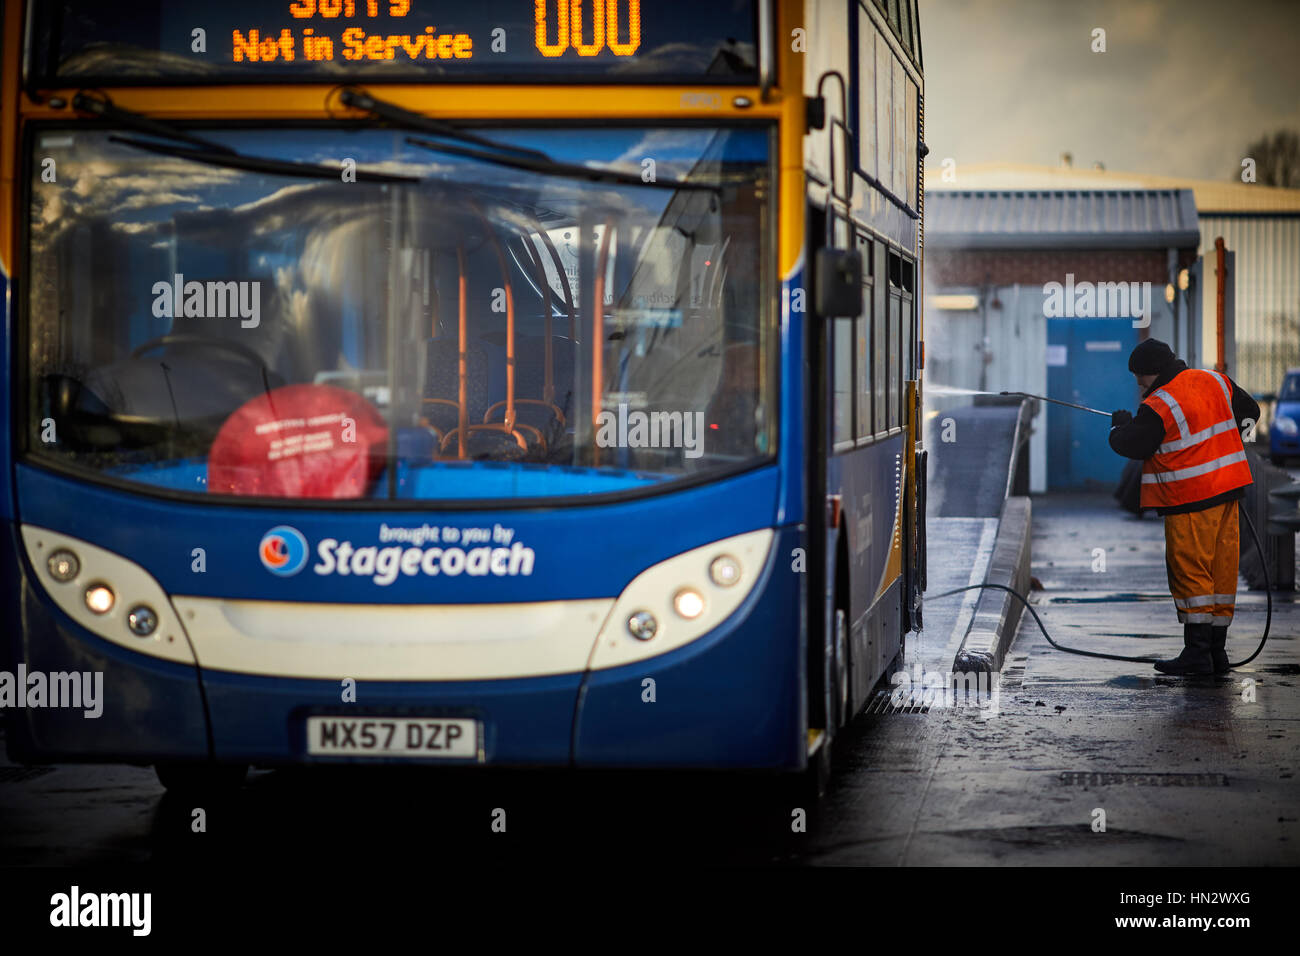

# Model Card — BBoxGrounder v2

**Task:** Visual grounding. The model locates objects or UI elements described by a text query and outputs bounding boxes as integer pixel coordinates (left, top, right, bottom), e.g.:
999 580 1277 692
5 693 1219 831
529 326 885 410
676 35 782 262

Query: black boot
1210 625 1230 673
1154 623 1215 675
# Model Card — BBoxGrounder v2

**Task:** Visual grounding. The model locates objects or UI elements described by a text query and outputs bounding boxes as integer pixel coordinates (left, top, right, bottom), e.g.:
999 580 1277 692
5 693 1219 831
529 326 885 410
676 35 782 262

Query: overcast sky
917 0 1300 180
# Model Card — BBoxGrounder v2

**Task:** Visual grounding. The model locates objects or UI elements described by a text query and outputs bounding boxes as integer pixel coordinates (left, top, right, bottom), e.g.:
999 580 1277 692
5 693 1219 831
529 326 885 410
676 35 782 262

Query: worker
1109 339 1259 676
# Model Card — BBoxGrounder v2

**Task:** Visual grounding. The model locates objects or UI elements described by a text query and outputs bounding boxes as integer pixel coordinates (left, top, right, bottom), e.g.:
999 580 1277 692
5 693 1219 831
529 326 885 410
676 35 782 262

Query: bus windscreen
28 1 758 84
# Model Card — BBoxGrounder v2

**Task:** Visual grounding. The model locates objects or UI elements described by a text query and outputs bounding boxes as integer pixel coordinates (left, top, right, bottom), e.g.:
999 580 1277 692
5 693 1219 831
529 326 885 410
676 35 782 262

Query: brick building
923 189 1201 491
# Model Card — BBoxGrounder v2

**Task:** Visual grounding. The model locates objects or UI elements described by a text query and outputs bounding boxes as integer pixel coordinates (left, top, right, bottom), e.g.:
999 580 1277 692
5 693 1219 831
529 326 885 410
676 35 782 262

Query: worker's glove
1111 409 1133 427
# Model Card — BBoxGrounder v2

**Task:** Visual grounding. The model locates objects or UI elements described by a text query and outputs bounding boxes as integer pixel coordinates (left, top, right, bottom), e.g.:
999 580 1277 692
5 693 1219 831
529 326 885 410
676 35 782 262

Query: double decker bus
0 0 925 792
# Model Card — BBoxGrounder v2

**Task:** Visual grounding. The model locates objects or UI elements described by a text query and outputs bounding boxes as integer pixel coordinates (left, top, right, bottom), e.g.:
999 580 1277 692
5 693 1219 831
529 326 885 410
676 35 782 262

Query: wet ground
802 492 1298 864
2 492 1294 867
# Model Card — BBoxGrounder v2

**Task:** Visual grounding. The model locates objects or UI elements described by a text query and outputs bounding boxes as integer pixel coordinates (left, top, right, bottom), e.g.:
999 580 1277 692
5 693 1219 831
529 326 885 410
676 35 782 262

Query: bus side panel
572 524 804 770
2 528 211 763
828 432 905 709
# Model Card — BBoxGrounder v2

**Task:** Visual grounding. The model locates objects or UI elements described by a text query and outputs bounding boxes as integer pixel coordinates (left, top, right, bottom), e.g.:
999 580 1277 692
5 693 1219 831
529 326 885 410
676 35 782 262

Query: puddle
1106 676 1157 688
1043 593 1168 604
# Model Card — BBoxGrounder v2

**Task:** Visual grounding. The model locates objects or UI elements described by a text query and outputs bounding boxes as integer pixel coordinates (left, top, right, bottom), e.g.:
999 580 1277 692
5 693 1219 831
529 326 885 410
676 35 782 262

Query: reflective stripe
1174 594 1237 609
1206 369 1233 408
1152 388 1190 440
1180 613 1227 629
1142 450 1248 484
1158 417 1237 454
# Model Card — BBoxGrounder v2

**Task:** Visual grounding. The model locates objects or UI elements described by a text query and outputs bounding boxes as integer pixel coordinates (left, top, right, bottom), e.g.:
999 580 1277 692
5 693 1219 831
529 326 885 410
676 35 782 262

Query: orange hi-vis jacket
1140 369 1252 509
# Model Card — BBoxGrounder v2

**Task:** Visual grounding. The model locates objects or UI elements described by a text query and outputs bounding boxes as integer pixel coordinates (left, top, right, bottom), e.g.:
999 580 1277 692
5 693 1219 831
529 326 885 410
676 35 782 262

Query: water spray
926 385 1110 417
998 390 1110 418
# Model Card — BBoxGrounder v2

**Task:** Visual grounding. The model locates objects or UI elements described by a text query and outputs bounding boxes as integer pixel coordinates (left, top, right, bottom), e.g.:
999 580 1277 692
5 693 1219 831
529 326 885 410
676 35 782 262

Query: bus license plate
306 717 478 758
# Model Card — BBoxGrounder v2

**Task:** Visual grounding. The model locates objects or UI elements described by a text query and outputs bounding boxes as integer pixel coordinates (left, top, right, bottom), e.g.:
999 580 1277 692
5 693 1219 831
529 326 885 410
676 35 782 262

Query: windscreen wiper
338 87 551 162
73 92 236 154
404 136 723 192
75 92 417 184
109 135 419 184
337 87 723 192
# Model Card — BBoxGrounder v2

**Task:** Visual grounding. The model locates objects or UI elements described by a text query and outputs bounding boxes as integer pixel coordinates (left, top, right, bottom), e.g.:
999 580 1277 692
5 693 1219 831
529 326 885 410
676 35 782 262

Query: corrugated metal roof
926 189 1201 249
924 162 1300 213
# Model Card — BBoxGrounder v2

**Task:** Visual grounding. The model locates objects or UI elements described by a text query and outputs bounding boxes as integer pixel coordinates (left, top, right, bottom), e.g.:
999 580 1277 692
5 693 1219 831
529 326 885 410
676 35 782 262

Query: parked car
1265 368 1300 466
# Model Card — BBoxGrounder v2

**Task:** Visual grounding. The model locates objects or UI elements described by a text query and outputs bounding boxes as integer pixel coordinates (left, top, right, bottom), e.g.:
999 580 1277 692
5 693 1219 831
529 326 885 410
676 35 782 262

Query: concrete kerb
953 496 1033 674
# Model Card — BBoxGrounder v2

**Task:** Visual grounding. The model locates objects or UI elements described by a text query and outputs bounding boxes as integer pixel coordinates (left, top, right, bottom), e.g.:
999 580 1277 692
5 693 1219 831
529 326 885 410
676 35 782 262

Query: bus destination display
30 0 758 83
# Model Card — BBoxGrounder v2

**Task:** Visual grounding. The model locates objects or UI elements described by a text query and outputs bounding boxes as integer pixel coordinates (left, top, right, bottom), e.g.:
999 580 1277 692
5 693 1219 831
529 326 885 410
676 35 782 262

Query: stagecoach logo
260 525 309 577
258 523 536 584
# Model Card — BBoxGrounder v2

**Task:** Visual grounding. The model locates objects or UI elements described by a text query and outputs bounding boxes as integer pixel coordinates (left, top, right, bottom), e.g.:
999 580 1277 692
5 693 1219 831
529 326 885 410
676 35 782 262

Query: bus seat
422 336 490 437
483 335 577 440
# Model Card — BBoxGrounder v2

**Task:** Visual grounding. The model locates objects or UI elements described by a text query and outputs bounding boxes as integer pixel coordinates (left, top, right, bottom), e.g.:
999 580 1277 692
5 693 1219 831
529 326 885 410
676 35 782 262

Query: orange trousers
1163 501 1238 625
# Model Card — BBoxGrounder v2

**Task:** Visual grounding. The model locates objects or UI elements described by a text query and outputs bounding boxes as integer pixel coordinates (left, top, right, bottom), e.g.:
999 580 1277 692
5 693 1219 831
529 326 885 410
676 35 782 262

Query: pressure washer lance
998 390 1111 417
925 393 1274 669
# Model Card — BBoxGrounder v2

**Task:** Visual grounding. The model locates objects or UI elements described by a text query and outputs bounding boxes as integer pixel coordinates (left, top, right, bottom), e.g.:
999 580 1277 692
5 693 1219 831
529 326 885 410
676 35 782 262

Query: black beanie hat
1128 338 1176 375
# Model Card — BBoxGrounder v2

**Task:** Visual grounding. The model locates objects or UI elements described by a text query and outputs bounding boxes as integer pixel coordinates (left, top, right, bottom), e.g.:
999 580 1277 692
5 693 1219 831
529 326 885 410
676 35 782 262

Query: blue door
1046 318 1139 489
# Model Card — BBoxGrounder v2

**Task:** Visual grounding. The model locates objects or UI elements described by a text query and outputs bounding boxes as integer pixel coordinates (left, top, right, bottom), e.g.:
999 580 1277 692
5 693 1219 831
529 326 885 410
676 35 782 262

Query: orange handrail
440 207 528 454
591 220 613 448
484 231 566 430
456 244 469 459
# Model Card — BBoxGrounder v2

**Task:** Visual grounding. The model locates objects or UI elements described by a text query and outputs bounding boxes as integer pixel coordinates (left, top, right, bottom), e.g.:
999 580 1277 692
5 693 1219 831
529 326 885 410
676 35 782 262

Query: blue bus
1 0 925 792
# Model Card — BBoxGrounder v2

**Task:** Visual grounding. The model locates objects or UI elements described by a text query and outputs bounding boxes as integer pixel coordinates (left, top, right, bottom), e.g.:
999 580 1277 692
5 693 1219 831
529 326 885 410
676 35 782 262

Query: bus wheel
155 762 248 794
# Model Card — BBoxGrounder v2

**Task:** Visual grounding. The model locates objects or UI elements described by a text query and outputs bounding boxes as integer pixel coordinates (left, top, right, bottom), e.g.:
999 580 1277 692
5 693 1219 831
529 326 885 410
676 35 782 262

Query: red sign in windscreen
209 384 388 498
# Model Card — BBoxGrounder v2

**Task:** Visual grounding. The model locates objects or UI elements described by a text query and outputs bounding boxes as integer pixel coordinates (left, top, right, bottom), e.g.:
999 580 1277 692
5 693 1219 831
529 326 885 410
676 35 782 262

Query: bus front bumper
3 525 806 772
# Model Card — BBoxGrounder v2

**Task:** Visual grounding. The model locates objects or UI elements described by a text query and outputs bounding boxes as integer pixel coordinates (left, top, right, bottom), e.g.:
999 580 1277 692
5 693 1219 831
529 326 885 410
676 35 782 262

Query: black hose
925 502 1272 668
1229 505 1272 667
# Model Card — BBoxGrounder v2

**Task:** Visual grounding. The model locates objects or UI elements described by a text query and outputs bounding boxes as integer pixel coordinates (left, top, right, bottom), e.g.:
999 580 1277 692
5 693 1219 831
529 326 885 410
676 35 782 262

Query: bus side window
873 242 887 434
832 214 854 446
857 8 876 184
888 251 903 428
901 258 915 413
875 26 892 200
834 312 854 446
856 231 873 441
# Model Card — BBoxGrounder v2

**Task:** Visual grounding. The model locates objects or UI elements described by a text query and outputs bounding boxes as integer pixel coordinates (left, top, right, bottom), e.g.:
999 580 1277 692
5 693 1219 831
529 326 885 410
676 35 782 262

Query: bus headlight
672 588 706 620
84 583 115 615
709 555 741 587
590 529 774 671
47 549 80 582
21 524 196 666
127 605 159 637
627 610 658 641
